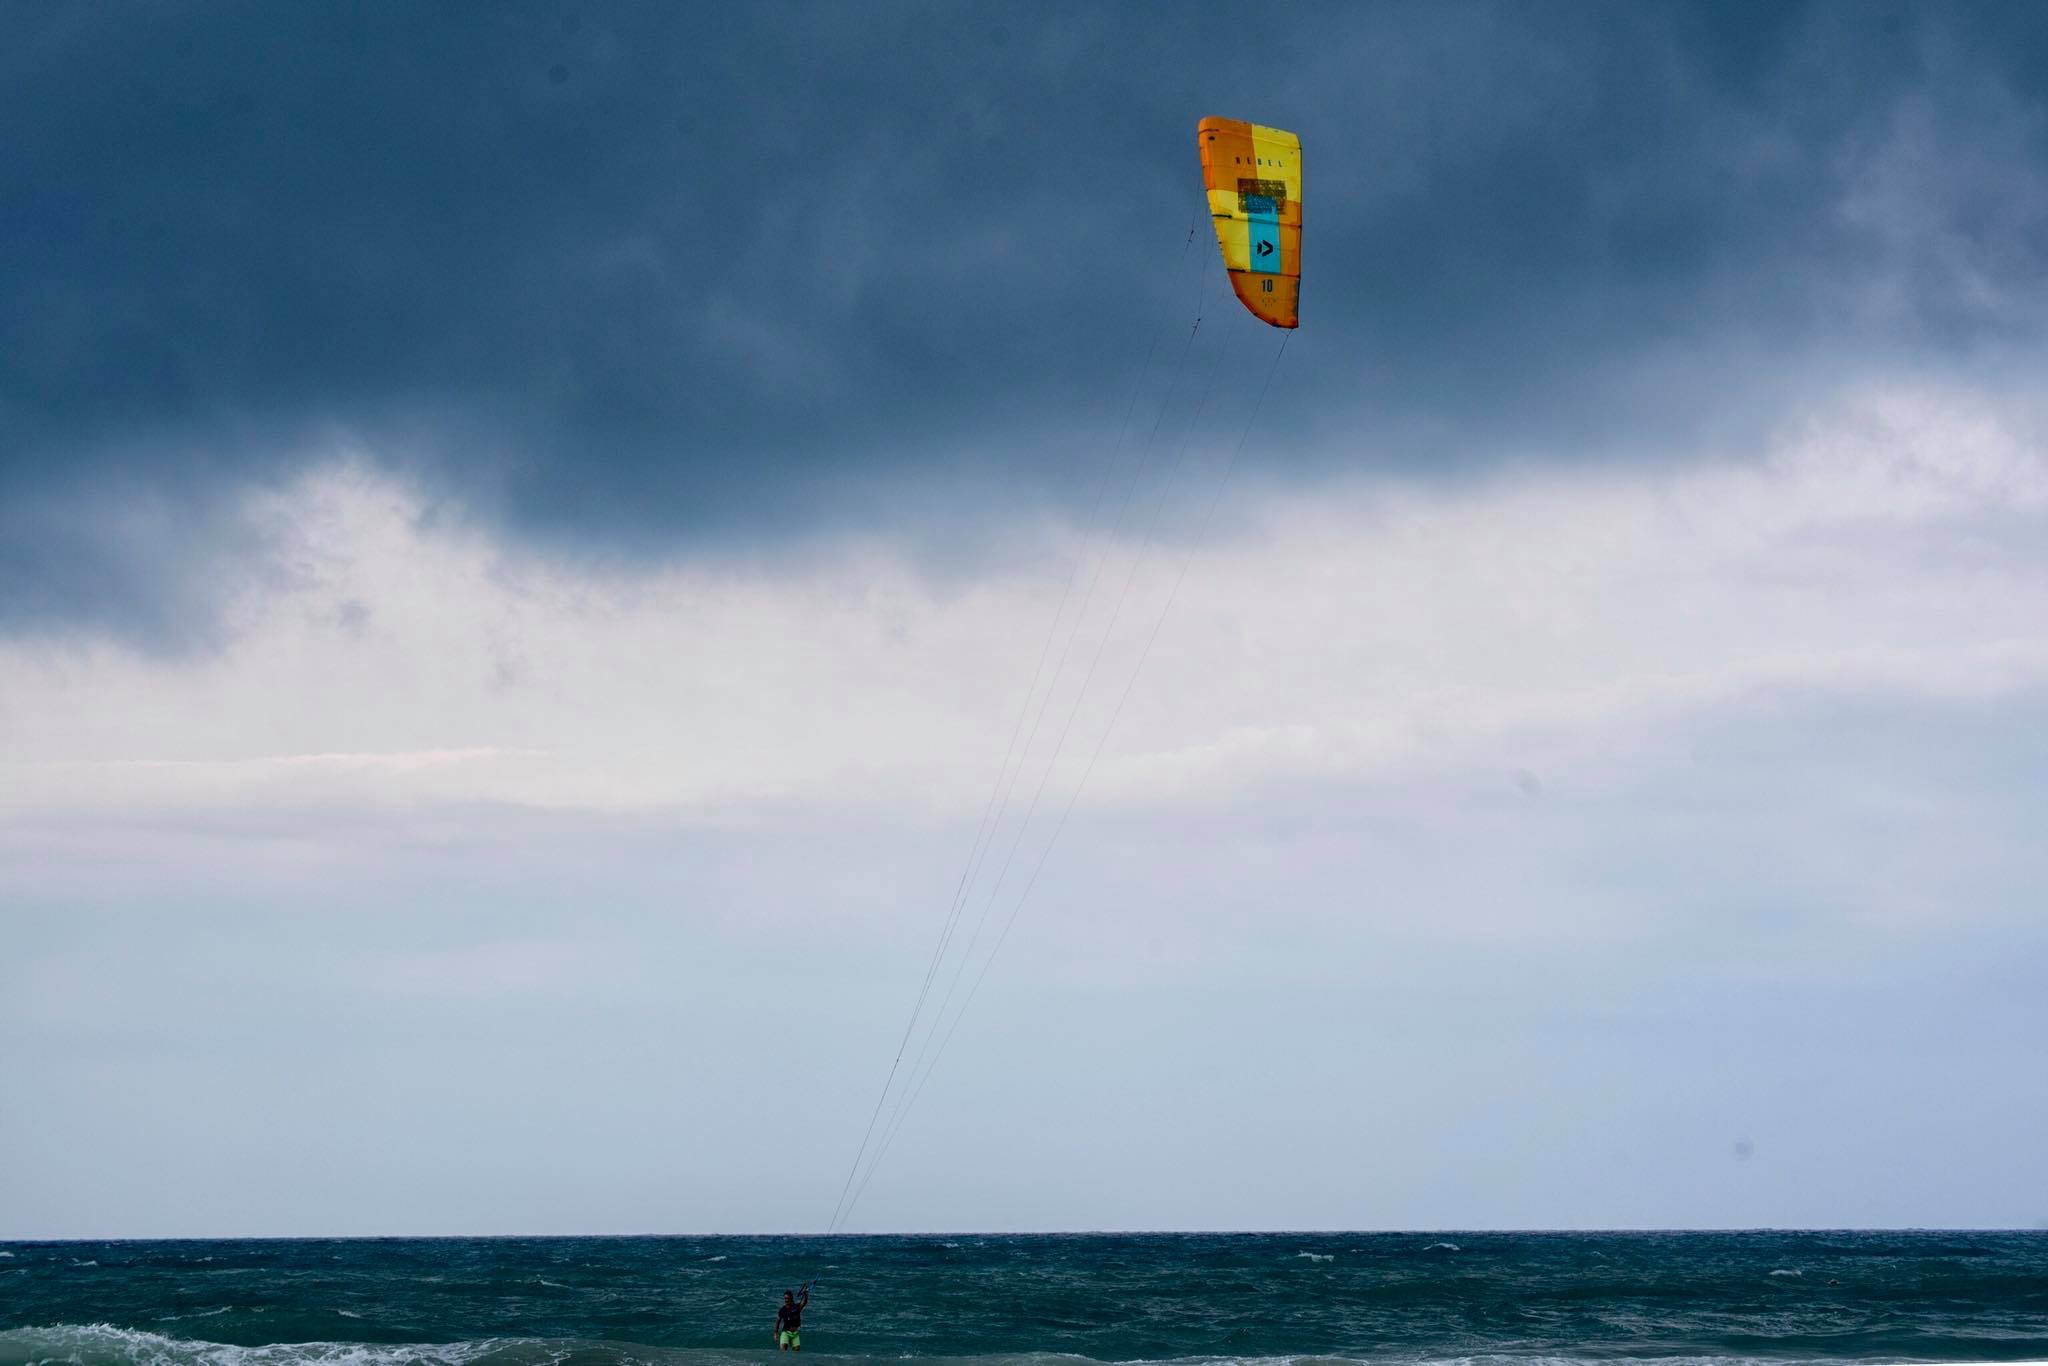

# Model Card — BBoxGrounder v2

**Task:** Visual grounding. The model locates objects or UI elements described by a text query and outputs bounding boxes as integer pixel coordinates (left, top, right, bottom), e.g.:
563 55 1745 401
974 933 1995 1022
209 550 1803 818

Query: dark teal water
3 1234 2045 1366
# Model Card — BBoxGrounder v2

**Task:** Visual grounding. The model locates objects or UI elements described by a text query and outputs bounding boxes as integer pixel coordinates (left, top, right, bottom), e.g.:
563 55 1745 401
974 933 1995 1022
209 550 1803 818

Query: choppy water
3 1233 2045 1366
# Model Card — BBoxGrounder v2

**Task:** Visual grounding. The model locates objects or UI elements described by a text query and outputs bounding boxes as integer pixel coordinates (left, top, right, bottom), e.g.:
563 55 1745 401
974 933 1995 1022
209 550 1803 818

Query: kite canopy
1198 117 1302 328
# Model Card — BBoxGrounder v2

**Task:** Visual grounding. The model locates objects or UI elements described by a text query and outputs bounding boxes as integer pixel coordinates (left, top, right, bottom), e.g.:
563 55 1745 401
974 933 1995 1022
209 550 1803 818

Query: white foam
10 1328 2045 1366
0 1324 516 1366
1769 1268 1802 1277
1294 1252 1334 1263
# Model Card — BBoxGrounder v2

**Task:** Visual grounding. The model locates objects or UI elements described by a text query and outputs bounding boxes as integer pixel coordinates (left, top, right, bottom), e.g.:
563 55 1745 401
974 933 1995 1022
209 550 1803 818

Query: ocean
2 1233 2044 1366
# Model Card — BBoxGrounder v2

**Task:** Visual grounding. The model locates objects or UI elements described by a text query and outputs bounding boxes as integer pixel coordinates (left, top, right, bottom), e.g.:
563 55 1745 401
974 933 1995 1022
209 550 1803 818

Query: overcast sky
5 1 2048 1238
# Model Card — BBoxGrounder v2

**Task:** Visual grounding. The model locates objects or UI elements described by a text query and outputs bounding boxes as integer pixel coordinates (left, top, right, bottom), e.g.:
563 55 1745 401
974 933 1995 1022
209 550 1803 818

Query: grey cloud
5 685 2047 1232
6 1 2048 645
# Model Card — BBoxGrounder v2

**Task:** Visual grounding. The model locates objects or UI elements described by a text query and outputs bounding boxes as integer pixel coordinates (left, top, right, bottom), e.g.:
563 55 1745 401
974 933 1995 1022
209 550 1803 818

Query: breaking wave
9 1330 2048 1366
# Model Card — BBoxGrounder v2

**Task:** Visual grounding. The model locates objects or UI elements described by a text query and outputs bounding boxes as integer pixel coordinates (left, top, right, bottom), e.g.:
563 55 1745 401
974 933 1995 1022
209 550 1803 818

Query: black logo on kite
1255 240 1274 258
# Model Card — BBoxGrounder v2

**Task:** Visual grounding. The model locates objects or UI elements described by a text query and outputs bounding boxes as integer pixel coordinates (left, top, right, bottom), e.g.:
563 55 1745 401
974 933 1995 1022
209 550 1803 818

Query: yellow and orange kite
1198 117 1302 329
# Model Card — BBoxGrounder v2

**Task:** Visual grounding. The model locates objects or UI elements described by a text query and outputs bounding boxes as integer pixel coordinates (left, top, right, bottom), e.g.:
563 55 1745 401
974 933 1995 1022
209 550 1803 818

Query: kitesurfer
774 1286 809 1351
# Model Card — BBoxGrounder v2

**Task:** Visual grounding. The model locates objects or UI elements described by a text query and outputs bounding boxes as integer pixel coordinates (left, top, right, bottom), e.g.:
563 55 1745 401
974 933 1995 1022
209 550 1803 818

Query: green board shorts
779 1331 801 1349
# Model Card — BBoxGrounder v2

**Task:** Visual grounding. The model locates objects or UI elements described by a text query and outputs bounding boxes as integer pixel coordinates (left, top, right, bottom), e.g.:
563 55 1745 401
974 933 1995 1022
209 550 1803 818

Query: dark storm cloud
6 1 2048 645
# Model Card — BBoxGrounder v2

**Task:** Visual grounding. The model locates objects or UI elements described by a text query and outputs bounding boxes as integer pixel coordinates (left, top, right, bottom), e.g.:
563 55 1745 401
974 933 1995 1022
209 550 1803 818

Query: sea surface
3 1233 2045 1366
